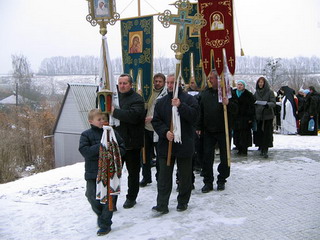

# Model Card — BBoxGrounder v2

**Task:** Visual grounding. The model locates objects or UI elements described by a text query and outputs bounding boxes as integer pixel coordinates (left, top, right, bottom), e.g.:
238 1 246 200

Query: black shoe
217 182 225 191
177 203 188 212
123 199 136 209
97 227 111 236
201 184 213 193
152 205 169 214
139 179 152 187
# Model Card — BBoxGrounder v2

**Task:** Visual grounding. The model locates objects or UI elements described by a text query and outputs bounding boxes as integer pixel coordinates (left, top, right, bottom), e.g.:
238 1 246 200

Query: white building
53 83 98 168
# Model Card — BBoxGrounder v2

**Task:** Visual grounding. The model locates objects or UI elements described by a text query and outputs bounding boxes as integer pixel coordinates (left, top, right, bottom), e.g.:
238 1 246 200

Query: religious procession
78 0 320 236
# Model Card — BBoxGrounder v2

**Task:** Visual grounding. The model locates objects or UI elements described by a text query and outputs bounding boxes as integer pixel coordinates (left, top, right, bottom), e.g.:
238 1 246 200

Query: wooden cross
158 0 206 60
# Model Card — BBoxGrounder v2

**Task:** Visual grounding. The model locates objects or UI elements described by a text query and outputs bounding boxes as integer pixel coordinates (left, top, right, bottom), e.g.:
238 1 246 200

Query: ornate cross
158 0 206 60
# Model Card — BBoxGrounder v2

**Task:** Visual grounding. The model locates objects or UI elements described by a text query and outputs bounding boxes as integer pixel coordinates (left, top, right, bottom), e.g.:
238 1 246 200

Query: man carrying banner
196 70 238 192
140 73 166 187
111 74 145 209
151 74 199 214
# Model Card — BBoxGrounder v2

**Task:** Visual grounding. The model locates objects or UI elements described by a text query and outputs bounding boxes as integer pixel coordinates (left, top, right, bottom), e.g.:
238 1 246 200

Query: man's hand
222 97 229 105
166 131 174 142
172 98 181 107
196 130 201 136
145 116 152 124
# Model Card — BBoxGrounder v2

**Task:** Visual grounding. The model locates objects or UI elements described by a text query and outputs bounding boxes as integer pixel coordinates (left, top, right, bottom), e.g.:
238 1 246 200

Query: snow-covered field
0 134 319 240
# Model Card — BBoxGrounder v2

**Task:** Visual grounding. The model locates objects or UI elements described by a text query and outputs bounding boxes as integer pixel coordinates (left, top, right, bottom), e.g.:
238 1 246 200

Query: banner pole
221 72 231 167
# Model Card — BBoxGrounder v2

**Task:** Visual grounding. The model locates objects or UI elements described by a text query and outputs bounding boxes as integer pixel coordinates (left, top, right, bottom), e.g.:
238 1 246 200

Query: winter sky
0 0 320 74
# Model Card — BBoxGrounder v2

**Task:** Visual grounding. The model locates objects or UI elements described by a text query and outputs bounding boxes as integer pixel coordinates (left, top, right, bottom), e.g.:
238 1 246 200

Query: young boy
79 109 125 236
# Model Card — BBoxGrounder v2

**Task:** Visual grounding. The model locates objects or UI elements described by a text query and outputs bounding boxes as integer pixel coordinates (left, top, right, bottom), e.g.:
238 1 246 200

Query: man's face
166 76 175 92
99 2 104 8
89 114 104 128
118 76 132 93
189 80 197 90
153 77 165 90
208 71 218 89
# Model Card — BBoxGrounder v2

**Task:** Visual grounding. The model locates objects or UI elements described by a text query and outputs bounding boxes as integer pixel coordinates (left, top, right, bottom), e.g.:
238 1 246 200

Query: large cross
158 0 206 60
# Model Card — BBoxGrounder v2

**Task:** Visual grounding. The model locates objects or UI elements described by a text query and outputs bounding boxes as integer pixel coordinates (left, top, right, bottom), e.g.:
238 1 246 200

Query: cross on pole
158 0 206 60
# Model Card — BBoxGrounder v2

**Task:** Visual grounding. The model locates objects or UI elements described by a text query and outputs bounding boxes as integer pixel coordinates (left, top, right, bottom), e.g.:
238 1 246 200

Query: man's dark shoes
217 182 225 191
176 203 188 212
152 205 169 214
123 199 136 209
139 179 152 187
97 227 111 236
201 184 213 193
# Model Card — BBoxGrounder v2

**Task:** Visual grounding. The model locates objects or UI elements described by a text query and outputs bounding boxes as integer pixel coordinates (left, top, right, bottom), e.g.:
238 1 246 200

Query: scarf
96 126 122 206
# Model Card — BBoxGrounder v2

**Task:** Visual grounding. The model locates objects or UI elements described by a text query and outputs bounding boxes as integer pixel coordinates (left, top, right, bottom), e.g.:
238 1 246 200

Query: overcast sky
0 0 319 74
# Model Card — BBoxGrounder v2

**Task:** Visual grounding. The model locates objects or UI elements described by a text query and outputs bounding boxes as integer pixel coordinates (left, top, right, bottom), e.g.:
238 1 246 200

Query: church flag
121 16 153 102
198 0 236 76
181 3 204 89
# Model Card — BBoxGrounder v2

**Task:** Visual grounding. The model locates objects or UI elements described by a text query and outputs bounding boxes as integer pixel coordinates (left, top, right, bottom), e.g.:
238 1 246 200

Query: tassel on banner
240 48 245 56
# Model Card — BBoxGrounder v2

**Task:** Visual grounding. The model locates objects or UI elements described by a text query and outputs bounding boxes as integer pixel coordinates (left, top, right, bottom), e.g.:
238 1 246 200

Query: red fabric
198 0 235 76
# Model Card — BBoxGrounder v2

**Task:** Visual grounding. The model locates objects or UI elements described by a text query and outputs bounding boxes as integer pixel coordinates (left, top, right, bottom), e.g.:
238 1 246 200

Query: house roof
53 83 98 133
0 94 26 105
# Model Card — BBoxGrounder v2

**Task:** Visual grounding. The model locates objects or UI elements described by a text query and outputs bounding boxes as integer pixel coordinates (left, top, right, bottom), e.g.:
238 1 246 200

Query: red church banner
198 0 235 76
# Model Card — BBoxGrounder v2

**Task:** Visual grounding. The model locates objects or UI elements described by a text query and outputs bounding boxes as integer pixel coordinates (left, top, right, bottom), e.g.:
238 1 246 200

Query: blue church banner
121 16 153 102
181 3 204 89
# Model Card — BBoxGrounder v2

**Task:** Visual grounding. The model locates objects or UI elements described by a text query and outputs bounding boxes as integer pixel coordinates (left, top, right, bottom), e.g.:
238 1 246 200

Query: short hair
309 86 315 92
119 73 133 84
88 108 102 120
167 73 175 79
153 73 166 82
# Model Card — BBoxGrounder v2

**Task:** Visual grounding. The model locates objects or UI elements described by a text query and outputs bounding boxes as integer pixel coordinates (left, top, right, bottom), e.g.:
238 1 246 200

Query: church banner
181 3 204 89
121 16 153 102
198 0 236 76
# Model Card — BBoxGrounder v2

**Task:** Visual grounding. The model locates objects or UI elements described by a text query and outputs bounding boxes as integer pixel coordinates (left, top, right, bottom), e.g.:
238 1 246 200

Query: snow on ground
0 134 319 240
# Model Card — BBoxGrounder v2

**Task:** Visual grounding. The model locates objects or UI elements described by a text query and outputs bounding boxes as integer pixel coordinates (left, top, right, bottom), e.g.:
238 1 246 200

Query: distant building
53 83 98 168
0 94 28 105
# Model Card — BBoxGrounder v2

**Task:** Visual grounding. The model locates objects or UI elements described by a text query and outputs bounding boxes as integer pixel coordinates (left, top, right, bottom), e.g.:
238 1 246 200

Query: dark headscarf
280 86 297 119
255 77 271 99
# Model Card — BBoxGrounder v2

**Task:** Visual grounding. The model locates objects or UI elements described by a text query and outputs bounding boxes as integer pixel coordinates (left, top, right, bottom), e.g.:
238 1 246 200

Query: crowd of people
79 72 320 236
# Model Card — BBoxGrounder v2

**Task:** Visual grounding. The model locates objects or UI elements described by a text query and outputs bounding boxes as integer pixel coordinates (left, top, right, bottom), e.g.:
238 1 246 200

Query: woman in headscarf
253 77 276 158
232 80 255 156
279 86 298 134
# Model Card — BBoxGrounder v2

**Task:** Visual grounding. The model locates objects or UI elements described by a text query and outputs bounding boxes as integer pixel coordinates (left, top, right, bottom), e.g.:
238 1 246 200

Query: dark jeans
122 148 141 201
157 155 193 208
202 131 230 185
141 129 157 182
85 179 113 229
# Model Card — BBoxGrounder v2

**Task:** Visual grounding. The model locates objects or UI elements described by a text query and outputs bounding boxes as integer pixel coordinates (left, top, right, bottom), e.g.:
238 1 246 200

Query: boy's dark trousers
85 179 113 229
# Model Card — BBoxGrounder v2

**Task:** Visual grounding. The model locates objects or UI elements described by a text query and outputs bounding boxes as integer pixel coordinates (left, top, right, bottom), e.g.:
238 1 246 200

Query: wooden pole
166 62 181 166
221 72 231 167
166 120 173 166
138 0 141 16
102 38 110 90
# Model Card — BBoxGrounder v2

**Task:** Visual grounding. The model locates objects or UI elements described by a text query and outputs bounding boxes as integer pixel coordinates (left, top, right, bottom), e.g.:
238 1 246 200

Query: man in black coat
111 74 145 209
151 74 199 214
196 70 238 192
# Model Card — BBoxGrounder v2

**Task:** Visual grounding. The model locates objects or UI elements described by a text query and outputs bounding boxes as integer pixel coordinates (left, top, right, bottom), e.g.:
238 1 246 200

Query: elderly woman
232 80 255 156
253 77 276 158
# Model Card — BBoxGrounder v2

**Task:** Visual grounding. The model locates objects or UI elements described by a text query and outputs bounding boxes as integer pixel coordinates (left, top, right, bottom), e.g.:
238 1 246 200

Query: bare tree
11 54 35 104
